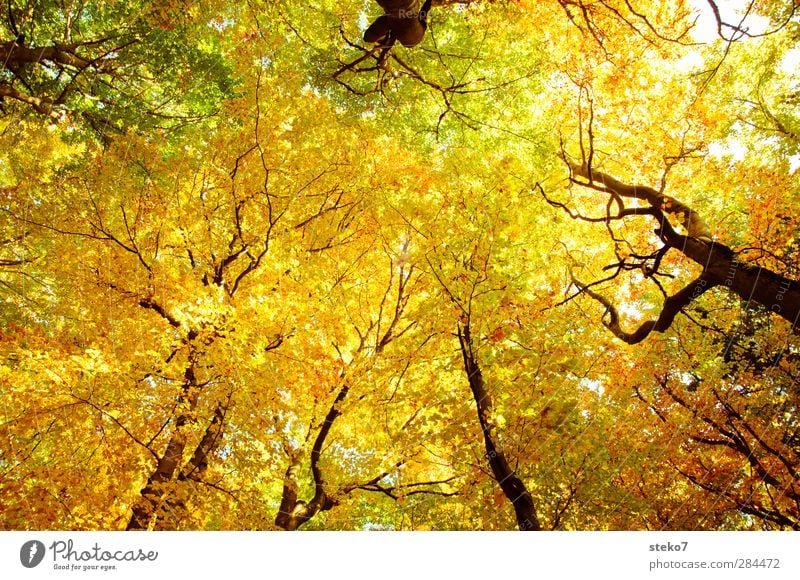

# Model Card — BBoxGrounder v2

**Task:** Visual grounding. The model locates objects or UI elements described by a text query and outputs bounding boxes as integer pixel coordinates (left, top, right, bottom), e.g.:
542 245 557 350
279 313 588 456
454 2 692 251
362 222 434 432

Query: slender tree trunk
458 323 541 531
274 386 347 530
127 362 202 530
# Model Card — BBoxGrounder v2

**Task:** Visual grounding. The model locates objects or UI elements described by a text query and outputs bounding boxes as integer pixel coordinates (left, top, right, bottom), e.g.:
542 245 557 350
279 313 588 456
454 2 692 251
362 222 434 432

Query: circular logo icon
20 540 46 568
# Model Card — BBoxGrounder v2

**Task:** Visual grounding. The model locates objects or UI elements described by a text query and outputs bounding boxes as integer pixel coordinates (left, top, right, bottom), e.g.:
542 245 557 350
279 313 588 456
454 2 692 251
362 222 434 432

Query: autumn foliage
1 0 798 530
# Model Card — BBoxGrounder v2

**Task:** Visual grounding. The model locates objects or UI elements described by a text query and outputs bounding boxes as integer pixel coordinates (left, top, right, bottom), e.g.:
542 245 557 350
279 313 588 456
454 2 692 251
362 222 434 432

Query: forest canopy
1 0 798 531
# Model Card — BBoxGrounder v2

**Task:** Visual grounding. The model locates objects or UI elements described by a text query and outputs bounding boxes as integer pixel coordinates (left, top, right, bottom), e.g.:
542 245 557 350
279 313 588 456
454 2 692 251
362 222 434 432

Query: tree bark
126 361 203 530
0 40 112 71
458 323 541 530
274 386 347 530
0 85 60 118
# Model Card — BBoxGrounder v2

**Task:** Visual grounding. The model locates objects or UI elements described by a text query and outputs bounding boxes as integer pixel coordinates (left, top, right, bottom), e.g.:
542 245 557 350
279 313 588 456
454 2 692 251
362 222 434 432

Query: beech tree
0 0 233 136
1 0 798 531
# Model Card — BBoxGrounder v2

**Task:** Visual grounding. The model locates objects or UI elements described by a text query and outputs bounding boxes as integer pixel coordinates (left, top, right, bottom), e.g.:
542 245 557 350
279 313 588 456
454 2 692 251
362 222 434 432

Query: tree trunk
127 362 202 530
274 386 347 530
458 323 541 531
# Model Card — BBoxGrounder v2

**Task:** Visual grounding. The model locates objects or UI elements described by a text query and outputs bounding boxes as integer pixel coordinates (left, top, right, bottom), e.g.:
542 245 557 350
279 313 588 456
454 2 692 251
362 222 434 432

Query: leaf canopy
1 0 798 531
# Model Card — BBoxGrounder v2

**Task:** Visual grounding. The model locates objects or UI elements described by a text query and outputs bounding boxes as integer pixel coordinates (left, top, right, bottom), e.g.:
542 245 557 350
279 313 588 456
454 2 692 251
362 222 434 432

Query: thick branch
274 385 349 530
180 396 231 481
569 161 712 240
138 298 181 328
0 85 60 118
567 163 800 332
0 41 113 71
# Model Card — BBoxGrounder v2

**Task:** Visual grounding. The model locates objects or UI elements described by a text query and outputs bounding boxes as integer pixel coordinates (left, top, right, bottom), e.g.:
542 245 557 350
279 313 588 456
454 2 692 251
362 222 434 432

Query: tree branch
558 163 800 334
572 273 717 344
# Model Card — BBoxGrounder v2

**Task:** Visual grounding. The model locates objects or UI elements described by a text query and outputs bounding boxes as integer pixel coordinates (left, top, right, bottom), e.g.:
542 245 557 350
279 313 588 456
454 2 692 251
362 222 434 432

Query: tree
546 158 799 342
1 0 798 531
1 0 234 137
